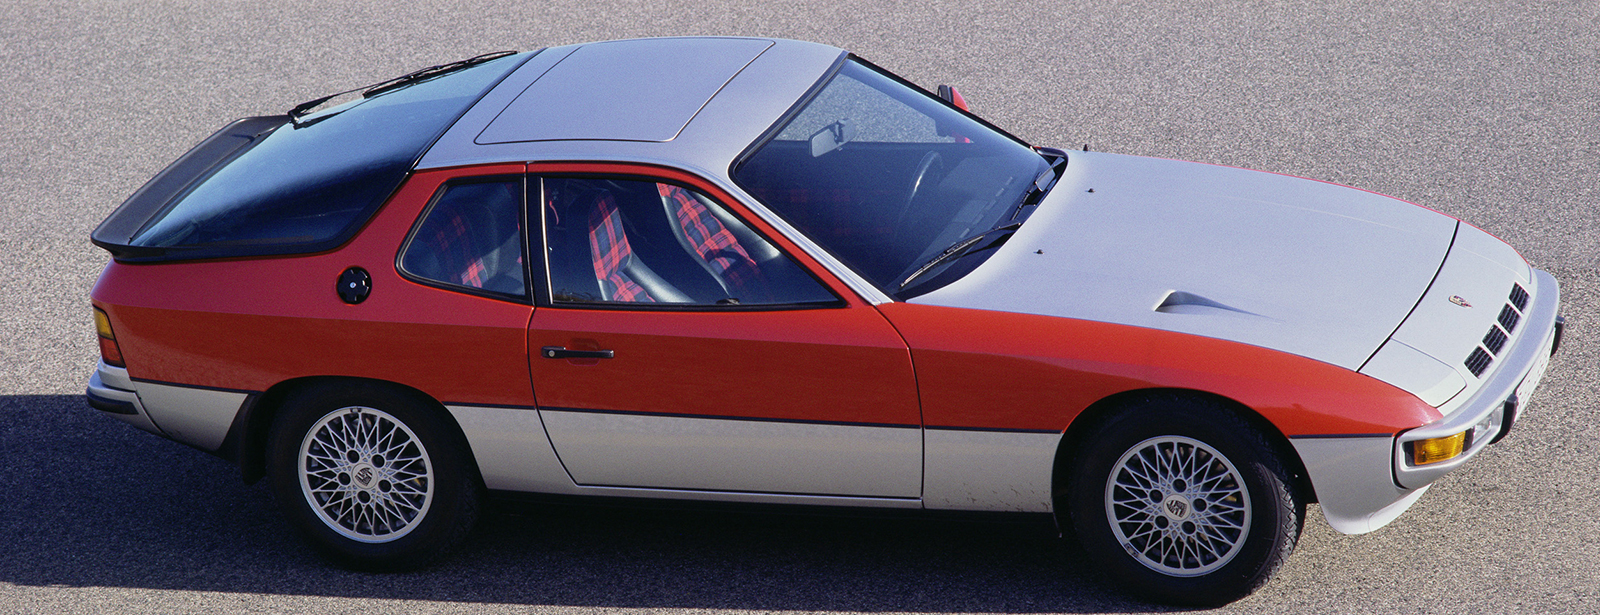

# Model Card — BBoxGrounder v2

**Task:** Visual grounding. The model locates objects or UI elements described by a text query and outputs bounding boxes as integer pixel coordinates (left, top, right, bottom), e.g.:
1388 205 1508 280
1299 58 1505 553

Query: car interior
401 179 528 297
541 177 833 307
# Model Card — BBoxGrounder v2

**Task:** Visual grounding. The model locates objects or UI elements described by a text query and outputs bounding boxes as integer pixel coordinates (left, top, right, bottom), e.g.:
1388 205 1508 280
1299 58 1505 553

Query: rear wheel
1065 394 1302 606
267 382 481 571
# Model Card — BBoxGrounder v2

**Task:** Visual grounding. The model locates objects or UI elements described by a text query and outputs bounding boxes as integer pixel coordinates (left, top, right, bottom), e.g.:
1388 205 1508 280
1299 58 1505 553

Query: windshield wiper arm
897 222 1022 290
363 50 518 98
288 50 517 120
1012 150 1069 220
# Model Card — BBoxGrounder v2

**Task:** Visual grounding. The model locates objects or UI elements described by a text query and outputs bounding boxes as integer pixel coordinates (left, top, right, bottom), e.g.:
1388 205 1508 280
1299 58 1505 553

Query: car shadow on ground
1 394 1183 613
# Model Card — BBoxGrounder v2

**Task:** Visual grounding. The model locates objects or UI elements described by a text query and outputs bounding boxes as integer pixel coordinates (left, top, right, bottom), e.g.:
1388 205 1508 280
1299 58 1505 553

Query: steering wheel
894 151 944 240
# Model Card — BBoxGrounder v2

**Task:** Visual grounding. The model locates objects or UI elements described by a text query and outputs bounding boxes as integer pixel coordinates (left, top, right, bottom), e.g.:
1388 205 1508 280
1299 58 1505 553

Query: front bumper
1296 268 1562 534
1393 268 1561 489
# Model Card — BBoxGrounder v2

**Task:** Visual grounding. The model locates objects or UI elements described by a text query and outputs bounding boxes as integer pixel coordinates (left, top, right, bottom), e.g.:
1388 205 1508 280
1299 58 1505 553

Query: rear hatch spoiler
90 116 290 260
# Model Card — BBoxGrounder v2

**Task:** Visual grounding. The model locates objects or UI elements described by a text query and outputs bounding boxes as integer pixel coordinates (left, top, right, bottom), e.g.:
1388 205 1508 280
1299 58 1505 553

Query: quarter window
401 179 527 297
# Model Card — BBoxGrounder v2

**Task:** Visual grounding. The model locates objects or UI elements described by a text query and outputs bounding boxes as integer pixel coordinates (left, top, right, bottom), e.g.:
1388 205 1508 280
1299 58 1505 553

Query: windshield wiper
897 222 1022 290
288 50 518 121
363 50 518 97
1012 149 1069 220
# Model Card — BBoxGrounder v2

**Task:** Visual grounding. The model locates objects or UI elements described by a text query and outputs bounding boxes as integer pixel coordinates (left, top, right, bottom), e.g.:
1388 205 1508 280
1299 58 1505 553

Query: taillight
93 307 125 367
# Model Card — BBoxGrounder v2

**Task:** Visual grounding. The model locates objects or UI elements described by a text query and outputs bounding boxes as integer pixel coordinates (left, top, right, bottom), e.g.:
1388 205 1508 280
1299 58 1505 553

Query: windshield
733 59 1048 297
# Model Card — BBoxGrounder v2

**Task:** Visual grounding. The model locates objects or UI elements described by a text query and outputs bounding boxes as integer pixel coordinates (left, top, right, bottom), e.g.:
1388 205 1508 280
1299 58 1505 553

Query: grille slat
1461 283 1531 379
1483 327 1508 355
1509 284 1529 311
1465 348 1493 377
1498 304 1521 333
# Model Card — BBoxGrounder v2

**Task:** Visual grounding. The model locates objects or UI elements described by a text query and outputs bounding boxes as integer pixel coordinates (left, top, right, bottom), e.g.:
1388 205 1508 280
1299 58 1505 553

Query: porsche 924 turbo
86 37 1562 605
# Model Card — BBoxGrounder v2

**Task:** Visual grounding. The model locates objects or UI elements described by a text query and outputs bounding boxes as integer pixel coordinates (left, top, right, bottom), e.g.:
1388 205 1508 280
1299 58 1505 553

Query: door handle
541 346 615 360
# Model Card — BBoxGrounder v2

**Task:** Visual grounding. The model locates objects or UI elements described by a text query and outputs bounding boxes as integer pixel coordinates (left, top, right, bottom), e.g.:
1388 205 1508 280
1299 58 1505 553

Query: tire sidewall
267 381 479 570
1067 396 1298 606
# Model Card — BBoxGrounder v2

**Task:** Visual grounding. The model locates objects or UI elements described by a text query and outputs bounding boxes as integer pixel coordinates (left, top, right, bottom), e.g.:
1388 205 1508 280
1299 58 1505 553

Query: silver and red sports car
86 37 1562 605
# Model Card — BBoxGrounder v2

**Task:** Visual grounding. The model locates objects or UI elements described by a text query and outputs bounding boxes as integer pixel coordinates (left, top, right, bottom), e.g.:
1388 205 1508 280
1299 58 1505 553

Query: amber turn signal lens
1413 432 1466 465
94 307 125 367
94 308 115 339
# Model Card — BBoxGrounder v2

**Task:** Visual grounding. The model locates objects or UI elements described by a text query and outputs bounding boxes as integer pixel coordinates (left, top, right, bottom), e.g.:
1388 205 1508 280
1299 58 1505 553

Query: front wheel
267 381 481 571
1065 394 1303 606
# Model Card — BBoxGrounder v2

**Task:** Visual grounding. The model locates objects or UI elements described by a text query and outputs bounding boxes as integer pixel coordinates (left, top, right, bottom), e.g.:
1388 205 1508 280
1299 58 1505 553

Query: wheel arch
1050 387 1316 524
236 376 480 486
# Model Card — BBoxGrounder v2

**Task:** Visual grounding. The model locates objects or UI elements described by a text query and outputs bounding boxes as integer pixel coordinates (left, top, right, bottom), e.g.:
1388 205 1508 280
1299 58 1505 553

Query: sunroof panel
477 37 772 144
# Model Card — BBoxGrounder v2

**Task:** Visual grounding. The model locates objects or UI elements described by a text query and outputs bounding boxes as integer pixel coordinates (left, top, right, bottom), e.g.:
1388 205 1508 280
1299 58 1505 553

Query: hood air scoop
1154 291 1268 319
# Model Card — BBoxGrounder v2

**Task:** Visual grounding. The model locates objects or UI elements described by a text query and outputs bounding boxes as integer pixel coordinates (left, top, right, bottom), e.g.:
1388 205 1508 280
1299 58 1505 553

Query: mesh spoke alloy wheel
1105 435 1251 577
298 406 434 543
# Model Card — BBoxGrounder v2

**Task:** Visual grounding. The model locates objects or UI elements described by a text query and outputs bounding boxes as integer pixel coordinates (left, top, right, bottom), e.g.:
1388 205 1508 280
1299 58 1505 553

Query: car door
526 164 922 499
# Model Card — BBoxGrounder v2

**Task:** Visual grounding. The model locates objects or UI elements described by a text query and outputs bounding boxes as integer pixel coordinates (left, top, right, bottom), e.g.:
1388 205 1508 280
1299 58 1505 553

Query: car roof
418 37 845 183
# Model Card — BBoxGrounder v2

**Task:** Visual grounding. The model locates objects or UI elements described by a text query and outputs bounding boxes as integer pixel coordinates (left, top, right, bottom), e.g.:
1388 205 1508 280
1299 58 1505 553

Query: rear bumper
86 361 165 436
85 360 249 453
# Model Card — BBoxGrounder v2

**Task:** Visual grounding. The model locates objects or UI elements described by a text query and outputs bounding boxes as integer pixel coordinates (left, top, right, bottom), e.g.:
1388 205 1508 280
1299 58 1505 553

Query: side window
400 179 527 297
540 176 837 307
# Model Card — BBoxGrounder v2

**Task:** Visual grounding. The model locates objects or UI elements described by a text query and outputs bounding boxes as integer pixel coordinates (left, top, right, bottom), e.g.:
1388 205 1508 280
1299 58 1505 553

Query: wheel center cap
1161 494 1192 520
352 463 376 488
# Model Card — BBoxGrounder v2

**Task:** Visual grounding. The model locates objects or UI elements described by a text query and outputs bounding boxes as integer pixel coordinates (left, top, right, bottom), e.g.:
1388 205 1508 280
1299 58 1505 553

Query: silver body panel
1292 435 1429 534
477 38 774 144
87 361 163 435
449 404 923 509
552 485 922 509
453 406 1062 511
445 405 574 494
1366 223 1536 414
923 429 1060 512
911 150 1457 372
539 410 922 498
1359 340 1466 406
130 380 247 452
420 37 841 178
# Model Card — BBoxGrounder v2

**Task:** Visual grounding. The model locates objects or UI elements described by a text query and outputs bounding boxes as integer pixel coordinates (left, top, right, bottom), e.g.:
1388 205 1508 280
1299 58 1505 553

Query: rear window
117 53 526 260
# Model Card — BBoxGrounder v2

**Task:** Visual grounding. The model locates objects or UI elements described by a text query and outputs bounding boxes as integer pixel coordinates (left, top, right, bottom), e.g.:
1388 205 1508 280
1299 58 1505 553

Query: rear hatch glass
93 52 528 261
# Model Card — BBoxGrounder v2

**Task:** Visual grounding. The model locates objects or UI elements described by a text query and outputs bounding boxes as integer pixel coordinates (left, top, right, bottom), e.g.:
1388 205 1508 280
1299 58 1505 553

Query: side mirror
937 85 969 111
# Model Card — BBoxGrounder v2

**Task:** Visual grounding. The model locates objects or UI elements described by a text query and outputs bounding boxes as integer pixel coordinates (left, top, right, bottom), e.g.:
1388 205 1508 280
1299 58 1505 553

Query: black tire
267 381 481 571
1065 393 1303 606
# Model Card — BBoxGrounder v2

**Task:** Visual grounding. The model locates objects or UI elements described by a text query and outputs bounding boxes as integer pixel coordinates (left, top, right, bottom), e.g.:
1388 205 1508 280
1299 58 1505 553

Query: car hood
910 151 1459 371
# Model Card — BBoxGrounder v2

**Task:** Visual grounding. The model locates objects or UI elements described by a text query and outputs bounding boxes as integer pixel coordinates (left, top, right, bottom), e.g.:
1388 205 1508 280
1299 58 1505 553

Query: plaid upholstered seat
659 184 768 302
586 192 657 303
402 180 524 296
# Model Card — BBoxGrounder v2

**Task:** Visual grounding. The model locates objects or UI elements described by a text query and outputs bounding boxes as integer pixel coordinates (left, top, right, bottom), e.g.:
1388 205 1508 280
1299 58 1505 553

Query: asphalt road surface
3 1 1596 613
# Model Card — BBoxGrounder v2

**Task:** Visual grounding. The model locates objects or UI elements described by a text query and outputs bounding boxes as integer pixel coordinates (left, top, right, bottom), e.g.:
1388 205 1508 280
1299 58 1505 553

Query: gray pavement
2 1 1596 613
